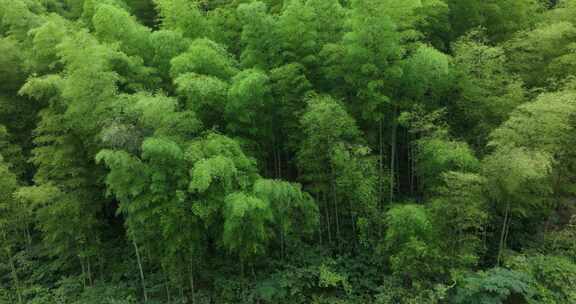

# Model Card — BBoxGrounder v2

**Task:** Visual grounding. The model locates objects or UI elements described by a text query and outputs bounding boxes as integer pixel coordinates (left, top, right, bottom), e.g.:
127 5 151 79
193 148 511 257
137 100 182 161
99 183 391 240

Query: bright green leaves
483 0 542 42
298 95 362 191
17 183 101 260
4 0 576 301
385 204 434 247
416 136 480 192
0 152 25 304
0 126 26 178
98 92 200 285
189 155 238 193
300 96 361 153
53 16 156 97
374 0 447 41
95 150 148 202
98 135 198 290
226 69 271 137
445 0 542 43
330 144 378 215
490 90 576 154
153 0 209 39
0 0 42 39
277 0 318 65
483 145 553 266
344 0 402 61
142 137 186 168
507 255 576 303
19 75 63 102
401 110 488 272
338 0 404 95
139 137 188 212
402 44 452 101
484 148 552 209
98 132 193 279
484 88 576 208
223 192 274 261
297 95 376 244
0 150 20 243
454 267 535 304
269 63 311 134
254 179 318 238
92 3 152 61
149 30 189 79
305 0 345 46
547 0 576 24
82 0 129 23
237 1 280 69
186 133 317 261
429 172 488 269
171 38 238 80
478 88 576 267
385 204 442 282
186 133 260 249
506 21 576 88
171 38 236 129
121 92 201 142
321 0 409 120
98 137 185 201
0 36 27 92
28 15 70 73
19 30 110 274
187 133 258 194
222 179 318 262
174 73 228 125
55 29 121 133
452 34 525 147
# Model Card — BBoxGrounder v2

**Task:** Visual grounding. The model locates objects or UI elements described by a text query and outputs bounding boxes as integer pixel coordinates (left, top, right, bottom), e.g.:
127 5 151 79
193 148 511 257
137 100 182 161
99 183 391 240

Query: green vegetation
1 0 576 303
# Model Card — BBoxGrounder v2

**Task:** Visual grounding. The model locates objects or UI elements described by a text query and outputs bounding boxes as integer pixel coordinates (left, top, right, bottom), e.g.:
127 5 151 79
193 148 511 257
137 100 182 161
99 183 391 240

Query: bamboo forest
2 0 576 303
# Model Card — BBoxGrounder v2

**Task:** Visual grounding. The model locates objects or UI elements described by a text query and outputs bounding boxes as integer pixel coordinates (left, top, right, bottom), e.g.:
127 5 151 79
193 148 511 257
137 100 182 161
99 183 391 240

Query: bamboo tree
132 236 148 302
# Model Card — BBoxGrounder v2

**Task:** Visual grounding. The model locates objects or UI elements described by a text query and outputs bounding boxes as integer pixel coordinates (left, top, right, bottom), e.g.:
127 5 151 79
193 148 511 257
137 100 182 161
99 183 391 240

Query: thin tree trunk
316 194 323 246
503 215 511 256
284 149 291 180
161 264 172 303
497 202 510 266
99 253 104 282
79 255 87 289
390 109 398 203
350 208 356 244
132 238 148 302
324 191 332 244
145 244 152 264
189 260 196 304
331 168 340 247
87 256 93 286
409 134 415 196
272 139 278 178
379 119 384 207
483 221 488 252
378 119 385 238
24 226 32 248
334 195 340 248
276 146 282 179
252 263 259 303
8 252 22 304
280 226 285 260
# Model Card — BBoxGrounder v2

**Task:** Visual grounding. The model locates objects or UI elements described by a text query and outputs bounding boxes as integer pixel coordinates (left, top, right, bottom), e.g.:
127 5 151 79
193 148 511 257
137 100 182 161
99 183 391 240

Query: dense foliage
1 0 576 303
